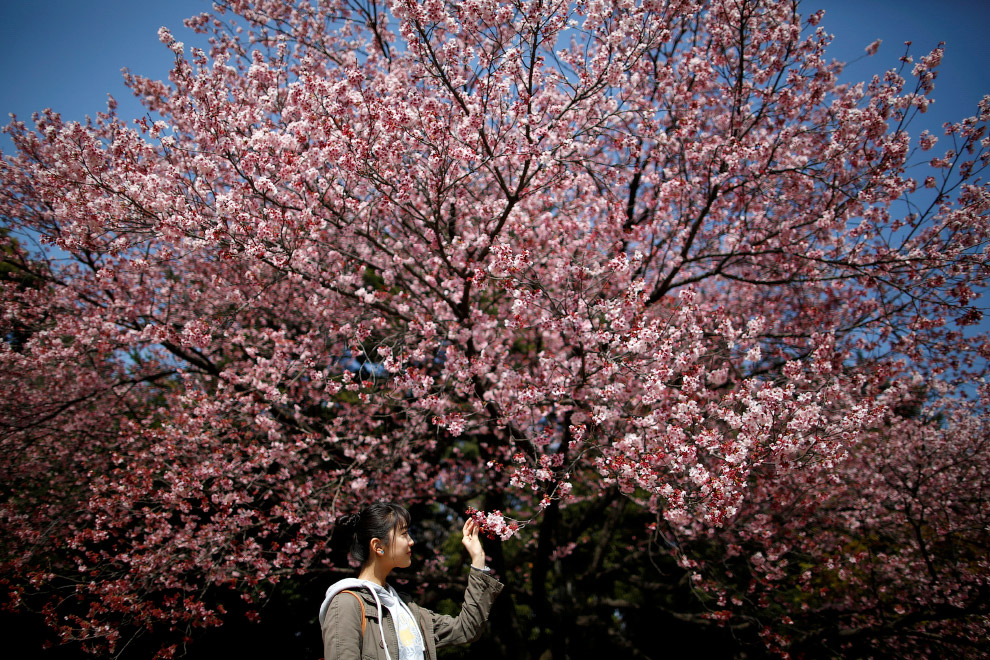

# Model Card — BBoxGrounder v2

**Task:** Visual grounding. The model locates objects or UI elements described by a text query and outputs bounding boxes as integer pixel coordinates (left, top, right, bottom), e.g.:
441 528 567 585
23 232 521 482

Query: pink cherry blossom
1 1 988 657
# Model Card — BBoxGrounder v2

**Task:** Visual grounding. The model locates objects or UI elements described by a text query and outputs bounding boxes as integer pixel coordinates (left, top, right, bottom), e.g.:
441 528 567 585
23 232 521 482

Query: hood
318 577 376 626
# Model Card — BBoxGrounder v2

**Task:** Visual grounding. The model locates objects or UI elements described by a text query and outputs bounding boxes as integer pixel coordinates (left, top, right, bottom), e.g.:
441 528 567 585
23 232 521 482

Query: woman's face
387 522 415 569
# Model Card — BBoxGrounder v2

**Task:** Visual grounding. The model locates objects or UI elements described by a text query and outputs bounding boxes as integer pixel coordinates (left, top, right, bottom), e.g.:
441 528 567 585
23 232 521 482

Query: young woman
319 502 503 660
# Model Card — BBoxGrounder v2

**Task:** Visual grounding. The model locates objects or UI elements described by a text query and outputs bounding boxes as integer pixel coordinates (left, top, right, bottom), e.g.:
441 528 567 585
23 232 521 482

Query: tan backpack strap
340 590 366 636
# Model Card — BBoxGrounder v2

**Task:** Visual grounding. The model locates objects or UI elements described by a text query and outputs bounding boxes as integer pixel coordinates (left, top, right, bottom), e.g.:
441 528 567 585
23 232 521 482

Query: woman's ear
370 538 384 556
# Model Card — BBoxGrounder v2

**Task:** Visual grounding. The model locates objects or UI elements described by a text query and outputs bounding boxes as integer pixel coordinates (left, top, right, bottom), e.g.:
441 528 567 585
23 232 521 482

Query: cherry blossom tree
1 0 988 657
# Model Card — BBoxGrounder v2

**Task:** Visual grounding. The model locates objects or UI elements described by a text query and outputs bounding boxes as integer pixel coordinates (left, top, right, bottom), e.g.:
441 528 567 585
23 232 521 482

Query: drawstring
368 586 393 660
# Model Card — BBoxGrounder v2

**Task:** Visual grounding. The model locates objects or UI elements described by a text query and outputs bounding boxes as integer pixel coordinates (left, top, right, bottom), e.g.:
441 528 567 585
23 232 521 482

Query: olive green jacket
321 569 503 660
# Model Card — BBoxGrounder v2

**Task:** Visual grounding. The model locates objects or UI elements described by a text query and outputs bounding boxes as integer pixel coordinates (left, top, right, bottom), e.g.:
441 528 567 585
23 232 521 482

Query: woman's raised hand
461 518 487 569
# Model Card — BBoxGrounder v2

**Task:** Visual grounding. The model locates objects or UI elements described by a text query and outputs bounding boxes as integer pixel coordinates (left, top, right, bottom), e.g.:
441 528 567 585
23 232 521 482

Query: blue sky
1 0 987 144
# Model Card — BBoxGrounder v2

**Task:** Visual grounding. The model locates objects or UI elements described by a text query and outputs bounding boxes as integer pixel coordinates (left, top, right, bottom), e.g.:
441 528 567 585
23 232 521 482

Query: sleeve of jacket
321 593 364 660
430 568 504 647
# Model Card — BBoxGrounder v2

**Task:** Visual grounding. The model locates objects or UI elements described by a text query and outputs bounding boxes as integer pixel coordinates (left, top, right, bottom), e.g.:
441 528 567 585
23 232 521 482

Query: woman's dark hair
330 502 411 566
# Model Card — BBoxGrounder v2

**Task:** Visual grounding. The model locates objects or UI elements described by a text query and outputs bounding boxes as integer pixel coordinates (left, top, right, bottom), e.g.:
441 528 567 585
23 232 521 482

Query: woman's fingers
462 519 479 546
461 518 486 568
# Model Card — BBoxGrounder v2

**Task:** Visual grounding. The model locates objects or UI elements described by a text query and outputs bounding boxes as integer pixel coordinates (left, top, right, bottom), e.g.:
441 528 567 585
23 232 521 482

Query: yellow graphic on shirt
394 604 423 659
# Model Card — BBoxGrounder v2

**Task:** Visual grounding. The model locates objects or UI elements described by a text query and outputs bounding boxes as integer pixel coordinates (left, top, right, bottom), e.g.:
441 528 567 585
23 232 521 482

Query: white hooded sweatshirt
319 578 425 660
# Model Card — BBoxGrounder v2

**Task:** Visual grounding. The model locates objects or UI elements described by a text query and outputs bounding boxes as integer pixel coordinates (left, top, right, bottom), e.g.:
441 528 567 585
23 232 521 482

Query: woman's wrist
470 555 487 569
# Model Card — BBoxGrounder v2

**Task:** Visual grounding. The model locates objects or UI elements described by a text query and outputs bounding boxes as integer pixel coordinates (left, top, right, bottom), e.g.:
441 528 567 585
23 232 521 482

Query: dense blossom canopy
1 0 988 658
